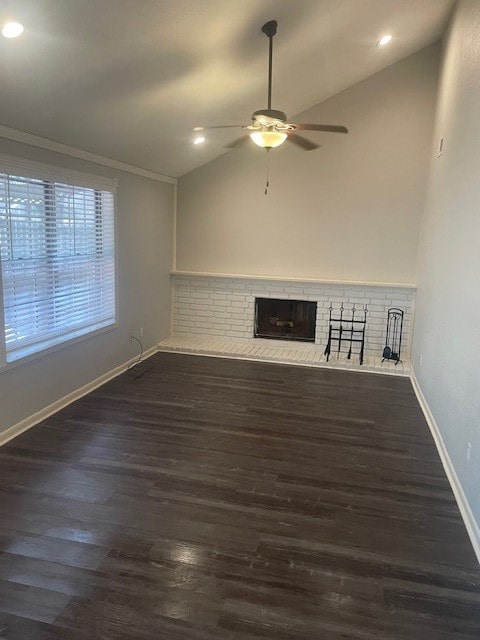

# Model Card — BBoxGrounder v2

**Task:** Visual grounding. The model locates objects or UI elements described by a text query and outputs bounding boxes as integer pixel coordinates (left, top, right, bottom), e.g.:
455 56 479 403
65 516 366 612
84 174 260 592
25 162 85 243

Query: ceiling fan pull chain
265 153 269 195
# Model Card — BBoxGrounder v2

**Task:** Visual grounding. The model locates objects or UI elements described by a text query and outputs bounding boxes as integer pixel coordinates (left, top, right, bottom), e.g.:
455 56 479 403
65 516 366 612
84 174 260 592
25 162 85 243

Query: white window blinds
0 156 116 364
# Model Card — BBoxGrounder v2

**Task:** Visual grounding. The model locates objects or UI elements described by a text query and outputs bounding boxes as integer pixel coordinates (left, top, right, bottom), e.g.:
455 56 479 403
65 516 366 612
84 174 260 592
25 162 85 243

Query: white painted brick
284 286 305 294
171 275 414 359
349 300 367 308
367 318 384 326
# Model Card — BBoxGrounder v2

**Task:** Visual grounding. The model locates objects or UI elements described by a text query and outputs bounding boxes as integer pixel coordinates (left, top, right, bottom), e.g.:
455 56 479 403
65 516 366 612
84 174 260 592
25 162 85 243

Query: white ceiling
0 0 455 178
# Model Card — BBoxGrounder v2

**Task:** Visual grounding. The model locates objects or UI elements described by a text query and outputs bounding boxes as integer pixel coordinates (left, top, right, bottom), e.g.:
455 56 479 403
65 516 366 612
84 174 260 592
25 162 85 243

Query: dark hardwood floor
0 352 479 638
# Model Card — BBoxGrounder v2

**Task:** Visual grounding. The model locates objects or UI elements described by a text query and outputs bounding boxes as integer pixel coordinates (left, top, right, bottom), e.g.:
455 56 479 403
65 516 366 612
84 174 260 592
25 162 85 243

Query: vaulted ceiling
0 0 454 178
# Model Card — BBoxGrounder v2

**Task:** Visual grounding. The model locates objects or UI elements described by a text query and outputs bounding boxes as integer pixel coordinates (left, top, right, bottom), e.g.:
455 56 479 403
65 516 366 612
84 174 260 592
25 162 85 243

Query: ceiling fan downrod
262 20 277 111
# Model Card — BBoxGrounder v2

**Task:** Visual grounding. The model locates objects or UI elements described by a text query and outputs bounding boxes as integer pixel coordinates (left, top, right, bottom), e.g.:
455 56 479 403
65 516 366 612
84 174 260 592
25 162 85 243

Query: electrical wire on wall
127 334 154 380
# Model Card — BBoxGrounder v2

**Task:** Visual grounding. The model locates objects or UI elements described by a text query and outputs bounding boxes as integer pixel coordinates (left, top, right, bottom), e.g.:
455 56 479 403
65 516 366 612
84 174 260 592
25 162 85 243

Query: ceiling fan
194 20 348 151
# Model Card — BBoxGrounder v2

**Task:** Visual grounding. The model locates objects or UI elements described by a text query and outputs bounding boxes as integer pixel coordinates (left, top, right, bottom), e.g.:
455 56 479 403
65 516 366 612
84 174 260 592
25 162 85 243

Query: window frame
0 155 118 373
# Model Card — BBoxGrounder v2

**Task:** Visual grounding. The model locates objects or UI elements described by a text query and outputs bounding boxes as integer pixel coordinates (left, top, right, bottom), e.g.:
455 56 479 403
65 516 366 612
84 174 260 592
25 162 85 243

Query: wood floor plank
0 578 71 624
0 529 111 570
0 613 89 640
0 352 479 638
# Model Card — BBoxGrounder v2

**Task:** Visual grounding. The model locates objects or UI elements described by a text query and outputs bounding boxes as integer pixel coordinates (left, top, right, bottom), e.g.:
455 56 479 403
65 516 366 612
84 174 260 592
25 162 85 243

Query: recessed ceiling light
193 136 205 145
2 21 24 38
193 127 204 132
377 34 392 47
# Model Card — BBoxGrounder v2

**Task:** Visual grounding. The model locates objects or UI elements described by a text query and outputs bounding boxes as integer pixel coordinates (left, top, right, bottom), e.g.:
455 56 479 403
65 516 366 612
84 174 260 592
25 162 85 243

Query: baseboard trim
411 370 480 564
0 346 158 447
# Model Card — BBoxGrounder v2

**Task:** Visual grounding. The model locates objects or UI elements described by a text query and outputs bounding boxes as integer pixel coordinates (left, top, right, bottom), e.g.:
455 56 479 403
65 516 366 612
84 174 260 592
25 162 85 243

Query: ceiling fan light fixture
250 130 287 149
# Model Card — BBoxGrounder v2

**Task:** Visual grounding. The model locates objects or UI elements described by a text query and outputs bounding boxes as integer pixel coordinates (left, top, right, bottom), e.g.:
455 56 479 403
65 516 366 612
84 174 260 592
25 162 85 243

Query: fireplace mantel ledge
170 270 417 290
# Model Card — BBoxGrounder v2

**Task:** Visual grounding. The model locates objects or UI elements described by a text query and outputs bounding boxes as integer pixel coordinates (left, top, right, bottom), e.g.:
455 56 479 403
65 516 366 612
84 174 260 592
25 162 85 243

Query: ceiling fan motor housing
252 109 288 127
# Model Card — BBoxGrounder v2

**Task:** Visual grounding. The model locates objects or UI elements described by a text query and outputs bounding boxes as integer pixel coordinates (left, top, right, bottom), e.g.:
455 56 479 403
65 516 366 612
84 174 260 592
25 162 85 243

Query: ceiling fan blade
290 124 348 134
195 125 245 130
286 133 320 151
225 135 249 149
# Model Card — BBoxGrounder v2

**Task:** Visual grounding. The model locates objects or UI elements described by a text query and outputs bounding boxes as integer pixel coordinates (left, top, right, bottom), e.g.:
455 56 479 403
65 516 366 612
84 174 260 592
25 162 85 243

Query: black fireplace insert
254 297 317 342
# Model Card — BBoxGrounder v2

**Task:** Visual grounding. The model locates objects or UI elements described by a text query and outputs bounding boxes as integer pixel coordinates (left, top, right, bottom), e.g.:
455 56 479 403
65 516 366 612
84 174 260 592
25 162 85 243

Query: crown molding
0 124 177 185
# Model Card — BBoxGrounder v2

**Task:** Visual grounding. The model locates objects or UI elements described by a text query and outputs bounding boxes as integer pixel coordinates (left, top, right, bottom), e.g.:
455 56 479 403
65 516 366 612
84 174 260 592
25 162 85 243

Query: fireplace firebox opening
254 298 317 342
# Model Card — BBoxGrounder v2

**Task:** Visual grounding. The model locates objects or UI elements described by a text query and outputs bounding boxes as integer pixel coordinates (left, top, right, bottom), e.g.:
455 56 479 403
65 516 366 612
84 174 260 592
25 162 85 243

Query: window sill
0 321 118 375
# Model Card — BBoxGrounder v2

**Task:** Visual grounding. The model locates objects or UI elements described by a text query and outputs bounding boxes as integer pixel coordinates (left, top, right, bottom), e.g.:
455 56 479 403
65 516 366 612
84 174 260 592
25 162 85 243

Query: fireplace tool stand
324 304 368 365
382 308 404 365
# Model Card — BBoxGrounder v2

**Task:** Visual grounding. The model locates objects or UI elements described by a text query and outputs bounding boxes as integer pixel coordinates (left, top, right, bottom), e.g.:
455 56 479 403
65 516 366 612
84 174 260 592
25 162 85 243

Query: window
0 156 116 365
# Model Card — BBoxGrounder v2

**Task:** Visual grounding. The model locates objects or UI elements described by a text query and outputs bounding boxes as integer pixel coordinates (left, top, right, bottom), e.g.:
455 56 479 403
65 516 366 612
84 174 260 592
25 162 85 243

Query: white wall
177 45 439 285
0 138 174 434
412 1 480 534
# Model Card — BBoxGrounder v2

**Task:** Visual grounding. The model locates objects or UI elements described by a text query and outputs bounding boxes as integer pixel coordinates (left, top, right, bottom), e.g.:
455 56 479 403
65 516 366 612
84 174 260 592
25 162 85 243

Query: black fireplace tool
382 308 404 365
324 304 367 365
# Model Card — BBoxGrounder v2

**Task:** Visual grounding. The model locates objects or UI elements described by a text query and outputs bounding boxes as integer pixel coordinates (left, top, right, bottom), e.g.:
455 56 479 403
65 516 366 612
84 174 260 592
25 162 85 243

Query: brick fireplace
171 273 415 360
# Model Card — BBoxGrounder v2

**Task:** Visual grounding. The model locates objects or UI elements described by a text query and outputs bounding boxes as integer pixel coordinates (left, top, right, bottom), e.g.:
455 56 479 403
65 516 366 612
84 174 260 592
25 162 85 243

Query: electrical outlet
467 442 472 463
419 354 423 366
139 327 144 339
